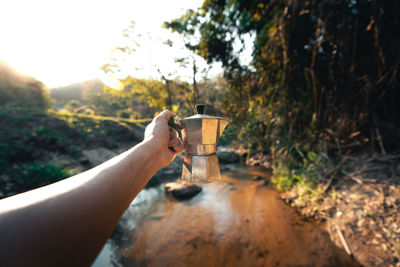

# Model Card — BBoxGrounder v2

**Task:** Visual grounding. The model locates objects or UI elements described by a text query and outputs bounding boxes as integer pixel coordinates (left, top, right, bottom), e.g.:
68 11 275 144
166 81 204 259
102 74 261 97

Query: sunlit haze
0 0 213 88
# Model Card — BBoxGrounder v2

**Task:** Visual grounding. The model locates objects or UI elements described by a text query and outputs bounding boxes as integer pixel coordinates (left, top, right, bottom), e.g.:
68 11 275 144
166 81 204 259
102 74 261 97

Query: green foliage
77 77 208 119
0 107 70 170
83 87 129 117
13 162 73 189
87 76 222 119
121 78 171 110
272 151 326 213
272 151 326 191
170 0 400 170
0 106 145 193
117 109 134 118
51 79 103 109
51 110 147 141
64 100 82 112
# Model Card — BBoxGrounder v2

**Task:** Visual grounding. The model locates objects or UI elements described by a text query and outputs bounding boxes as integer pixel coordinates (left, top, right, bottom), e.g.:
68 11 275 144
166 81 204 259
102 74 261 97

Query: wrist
139 138 166 169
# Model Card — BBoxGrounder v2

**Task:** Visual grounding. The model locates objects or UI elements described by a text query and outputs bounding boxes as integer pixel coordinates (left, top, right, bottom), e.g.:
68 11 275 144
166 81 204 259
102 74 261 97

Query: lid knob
195 104 205 115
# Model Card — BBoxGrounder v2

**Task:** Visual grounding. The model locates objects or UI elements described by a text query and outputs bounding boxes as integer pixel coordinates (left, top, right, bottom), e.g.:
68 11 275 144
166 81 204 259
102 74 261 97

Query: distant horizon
0 0 208 88
48 71 223 90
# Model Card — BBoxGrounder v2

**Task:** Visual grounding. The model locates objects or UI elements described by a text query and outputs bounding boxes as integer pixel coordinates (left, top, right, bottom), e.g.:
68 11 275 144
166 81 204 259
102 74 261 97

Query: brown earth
113 167 360 267
267 153 400 267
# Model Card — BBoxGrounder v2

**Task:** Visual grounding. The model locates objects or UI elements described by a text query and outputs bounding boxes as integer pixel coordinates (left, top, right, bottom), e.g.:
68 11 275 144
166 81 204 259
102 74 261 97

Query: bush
64 100 82 112
13 162 73 189
117 109 133 119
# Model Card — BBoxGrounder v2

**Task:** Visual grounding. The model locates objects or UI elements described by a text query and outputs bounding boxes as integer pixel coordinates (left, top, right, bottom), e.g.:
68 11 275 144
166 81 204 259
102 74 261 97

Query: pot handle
168 117 183 131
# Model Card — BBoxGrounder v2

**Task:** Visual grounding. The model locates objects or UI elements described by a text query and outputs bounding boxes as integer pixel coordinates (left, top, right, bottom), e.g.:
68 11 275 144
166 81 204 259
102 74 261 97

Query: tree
170 0 400 156
100 20 222 115
164 10 212 106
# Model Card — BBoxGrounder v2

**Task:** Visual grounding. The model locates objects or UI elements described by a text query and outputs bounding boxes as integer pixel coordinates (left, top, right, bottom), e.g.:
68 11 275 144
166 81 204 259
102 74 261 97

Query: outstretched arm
0 110 184 267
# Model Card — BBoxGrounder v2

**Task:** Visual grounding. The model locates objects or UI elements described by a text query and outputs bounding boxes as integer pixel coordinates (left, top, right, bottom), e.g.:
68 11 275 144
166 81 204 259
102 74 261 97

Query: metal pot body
182 117 219 154
171 105 229 183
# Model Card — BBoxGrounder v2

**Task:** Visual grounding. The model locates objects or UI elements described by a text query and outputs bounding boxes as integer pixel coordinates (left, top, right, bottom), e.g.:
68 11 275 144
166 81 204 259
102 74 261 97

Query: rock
253 176 263 181
146 156 184 188
262 161 272 168
246 152 272 167
220 165 233 171
82 148 118 167
157 155 183 178
249 160 261 167
165 180 202 200
50 154 76 168
218 151 240 164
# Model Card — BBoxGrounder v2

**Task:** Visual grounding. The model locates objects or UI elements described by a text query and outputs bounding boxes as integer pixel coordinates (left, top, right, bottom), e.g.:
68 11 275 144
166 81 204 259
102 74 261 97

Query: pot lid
184 104 220 120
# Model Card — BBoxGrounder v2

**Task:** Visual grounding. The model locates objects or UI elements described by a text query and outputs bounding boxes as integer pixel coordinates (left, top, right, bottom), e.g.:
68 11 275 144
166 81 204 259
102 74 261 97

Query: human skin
0 110 184 267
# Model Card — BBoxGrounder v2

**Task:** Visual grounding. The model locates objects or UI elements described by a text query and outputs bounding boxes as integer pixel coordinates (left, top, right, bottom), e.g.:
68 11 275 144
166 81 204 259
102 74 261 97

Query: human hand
144 110 184 167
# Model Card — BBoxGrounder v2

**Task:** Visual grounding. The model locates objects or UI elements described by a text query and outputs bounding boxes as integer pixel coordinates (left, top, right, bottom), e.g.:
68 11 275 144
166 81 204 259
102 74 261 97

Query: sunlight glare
0 0 205 88
99 73 124 91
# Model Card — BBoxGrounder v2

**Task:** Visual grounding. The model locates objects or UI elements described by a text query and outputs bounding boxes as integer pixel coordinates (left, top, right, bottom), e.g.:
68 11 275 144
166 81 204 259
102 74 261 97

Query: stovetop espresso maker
169 104 229 183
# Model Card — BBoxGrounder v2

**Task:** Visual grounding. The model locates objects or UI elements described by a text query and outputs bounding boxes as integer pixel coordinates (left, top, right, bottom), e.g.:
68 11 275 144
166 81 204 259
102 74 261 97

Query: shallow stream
92 166 360 267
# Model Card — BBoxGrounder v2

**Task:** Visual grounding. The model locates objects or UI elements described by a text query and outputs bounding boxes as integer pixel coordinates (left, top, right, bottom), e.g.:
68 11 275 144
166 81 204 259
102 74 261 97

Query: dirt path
105 167 360 267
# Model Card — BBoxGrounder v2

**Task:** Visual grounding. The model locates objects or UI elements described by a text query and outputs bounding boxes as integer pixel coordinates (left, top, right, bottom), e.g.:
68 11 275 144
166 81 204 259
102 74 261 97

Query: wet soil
244 151 400 266
99 167 360 267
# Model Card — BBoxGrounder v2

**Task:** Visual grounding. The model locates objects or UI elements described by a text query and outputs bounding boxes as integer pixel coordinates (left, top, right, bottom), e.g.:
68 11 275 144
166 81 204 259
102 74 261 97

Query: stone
220 165 233 172
218 151 240 164
253 176 263 181
82 148 118 167
164 181 202 200
157 155 183 178
50 154 76 168
262 161 272 168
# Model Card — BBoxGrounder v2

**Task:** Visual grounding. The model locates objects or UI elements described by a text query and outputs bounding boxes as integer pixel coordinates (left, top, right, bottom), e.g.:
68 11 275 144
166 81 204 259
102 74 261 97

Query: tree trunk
164 78 172 110
192 58 199 105
158 68 172 110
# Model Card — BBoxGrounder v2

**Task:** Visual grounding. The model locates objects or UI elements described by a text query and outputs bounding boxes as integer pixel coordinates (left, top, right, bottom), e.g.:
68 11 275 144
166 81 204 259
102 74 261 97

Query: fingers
168 136 184 155
172 143 185 154
155 109 176 122
169 129 178 139
168 136 181 147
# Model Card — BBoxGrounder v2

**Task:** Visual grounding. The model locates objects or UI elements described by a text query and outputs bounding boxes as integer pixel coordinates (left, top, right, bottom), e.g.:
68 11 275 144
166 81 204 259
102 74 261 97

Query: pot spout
218 118 229 139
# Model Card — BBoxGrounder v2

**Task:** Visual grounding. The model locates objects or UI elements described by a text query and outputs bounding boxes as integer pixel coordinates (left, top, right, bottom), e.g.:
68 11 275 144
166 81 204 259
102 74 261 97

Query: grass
271 151 327 214
12 162 75 189
51 109 152 127
0 105 146 195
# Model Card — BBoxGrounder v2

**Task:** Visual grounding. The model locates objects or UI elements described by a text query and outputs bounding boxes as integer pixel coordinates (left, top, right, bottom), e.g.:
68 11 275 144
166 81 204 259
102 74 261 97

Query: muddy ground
247 152 400 267
105 167 360 267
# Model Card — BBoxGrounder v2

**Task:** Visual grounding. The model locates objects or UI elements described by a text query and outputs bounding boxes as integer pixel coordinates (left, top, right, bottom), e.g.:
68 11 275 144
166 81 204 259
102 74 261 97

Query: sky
0 0 220 88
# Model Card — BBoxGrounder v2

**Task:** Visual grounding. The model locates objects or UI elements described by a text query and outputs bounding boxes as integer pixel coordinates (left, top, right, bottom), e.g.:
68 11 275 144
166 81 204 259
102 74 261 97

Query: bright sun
0 0 206 88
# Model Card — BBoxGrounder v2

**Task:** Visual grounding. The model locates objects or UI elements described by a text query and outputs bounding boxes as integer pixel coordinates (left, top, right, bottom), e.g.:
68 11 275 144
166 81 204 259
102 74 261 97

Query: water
92 167 360 267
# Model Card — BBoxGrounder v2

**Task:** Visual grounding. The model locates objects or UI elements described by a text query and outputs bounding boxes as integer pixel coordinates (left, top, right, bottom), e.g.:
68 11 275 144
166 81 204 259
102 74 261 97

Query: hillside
50 79 103 109
0 105 146 199
0 61 50 109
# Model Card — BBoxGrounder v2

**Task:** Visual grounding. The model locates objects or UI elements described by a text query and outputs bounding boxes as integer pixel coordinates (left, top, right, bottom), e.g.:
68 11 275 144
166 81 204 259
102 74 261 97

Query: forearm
0 140 163 267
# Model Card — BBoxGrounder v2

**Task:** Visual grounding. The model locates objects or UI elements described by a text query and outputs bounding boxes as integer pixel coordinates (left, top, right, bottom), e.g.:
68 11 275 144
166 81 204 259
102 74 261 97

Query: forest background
1 0 399 210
